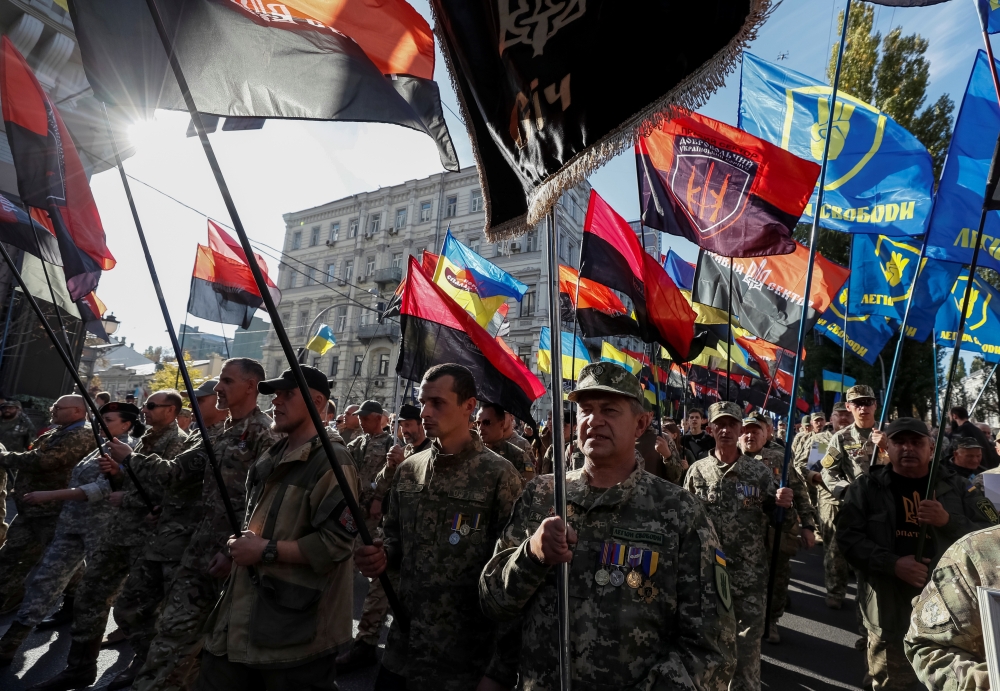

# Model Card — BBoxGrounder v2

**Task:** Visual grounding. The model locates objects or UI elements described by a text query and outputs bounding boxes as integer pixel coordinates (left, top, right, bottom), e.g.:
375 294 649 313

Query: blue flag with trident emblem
813 288 899 365
935 268 1000 362
847 233 963 341
978 0 1000 34
738 53 934 237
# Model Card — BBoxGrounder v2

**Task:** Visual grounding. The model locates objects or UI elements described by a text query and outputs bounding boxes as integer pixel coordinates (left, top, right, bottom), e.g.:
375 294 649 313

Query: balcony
373 266 402 288
357 322 400 343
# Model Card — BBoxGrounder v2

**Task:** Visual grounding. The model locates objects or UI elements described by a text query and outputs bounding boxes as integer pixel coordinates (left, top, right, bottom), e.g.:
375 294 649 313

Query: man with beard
0 400 35 453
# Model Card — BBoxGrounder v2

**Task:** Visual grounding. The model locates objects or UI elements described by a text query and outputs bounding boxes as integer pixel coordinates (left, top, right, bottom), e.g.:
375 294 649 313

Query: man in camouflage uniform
339 403 362 445
821 385 887 501
0 395 94 614
684 401 793 691
105 358 278 691
904 523 1000 690
355 363 524 690
538 411 584 475
0 400 35 453
502 411 531 454
836 417 997 691
108 381 228 690
477 401 535 482
479 362 737 690
789 414 813 457
739 413 816 643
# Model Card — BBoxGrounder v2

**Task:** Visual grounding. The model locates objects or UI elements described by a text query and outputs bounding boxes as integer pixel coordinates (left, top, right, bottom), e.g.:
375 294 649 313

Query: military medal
595 542 613 586
626 547 643 588
470 532 483 545
462 513 481 537
609 543 626 587
636 550 660 603
450 513 464 544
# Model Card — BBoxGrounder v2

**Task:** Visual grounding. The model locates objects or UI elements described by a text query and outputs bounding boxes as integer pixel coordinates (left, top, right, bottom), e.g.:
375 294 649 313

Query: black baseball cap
884 417 931 439
258 366 330 399
398 404 421 421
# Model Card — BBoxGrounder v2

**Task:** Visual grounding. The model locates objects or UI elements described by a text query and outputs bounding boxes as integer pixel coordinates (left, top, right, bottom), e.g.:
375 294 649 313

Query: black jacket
951 420 999 468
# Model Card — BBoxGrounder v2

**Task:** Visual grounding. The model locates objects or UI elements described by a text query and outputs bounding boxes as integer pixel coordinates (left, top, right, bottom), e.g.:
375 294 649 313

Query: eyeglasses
851 399 877 408
476 419 492 426
143 401 168 410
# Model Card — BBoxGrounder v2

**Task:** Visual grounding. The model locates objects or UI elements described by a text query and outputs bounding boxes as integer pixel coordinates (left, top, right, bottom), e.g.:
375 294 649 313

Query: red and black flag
68 0 457 171
637 111 818 257
692 245 849 352
187 221 282 329
76 291 110 341
429 0 768 238
398 256 545 424
0 37 115 301
580 190 701 361
558 264 639 339
0 192 60 265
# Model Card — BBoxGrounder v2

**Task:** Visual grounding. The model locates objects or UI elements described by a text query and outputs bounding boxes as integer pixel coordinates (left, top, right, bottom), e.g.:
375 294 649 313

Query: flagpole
0 239 155 512
28 223 73 354
544 208 571 691
218 310 230 359
980 17 1000 106
876 240 929 429
726 258 734 400
570 269 582 384
765 0 851 638
0 286 16 374
932 332 941 426
649 342 663 432
969 361 999 418
143 0 408 627
839 244 853 395
176 285 192 388
102 105 245 546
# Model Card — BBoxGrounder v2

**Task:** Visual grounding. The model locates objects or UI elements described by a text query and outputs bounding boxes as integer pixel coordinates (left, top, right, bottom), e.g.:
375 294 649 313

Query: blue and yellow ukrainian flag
538 327 590 381
306 324 336 355
432 230 528 327
600 342 641 375
822 369 856 393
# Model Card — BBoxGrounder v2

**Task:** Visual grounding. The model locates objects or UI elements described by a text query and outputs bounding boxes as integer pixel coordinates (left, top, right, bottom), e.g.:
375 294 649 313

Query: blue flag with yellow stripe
538 327 591 381
822 369 856 393
738 53 934 237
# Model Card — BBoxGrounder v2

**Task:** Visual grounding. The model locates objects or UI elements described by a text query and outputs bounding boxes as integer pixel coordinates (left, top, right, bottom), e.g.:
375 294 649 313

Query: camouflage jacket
381 434 523 691
57 434 138 536
0 413 35 452
480 465 737 691
128 409 278 571
821 424 886 502
835 464 997 636
373 437 432 500
349 431 393 509
143 420 227 562
744 444 816 530
0 421 96 519
794 430 830 480
487 439 536 483
105 421 187 547
904 524 1000 691
340 426 362 446
506 432 531 454
539 441 585 476
683 452 776 597
636 427 685 485
790 430 813 460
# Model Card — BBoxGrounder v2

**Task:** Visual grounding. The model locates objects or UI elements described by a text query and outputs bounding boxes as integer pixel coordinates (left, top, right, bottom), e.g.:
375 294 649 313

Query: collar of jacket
60 419 86 433
431 432 484 466
224 407 263 435
870 462 957 489
566 462 643 511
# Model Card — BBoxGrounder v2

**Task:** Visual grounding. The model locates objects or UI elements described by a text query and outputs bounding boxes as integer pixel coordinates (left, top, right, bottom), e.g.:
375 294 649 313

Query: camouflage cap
846 384 876 402
811 412 826 421
831 402 849 412
800 415 810 425
742 415 764 428
955 436 983 450
567 362 644 404
708 401 742 423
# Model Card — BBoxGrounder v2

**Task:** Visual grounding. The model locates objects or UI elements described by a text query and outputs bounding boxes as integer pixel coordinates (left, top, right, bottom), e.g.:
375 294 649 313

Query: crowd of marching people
0 357 996 691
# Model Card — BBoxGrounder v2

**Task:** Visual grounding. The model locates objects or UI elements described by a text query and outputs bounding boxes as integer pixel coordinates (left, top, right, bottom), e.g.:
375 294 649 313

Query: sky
85 0 989 355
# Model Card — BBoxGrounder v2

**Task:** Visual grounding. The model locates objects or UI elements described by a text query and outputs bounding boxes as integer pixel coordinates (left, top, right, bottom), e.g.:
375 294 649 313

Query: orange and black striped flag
637 111 818 257
557 264 639 339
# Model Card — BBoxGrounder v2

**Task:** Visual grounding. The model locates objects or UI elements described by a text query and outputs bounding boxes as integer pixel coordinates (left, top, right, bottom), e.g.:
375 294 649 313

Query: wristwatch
262 539 279 565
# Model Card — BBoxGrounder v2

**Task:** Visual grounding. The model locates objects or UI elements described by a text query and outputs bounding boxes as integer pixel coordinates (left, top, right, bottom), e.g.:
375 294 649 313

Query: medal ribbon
451 513 464 531
470 513 482 530
641 550 659 576
600 541 613 565
611 543 625 566
627 546 642 569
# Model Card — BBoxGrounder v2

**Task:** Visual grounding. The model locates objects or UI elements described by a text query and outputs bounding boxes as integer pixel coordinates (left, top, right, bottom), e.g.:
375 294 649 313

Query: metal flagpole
726 258 734 400
649 342 663 432
839 244 853 395
570 258 582 385
876 240 929 429
103 105 245 545
0 240 156 512
544 209 571 691
969 361 999 418
143 0 408 626
765 0 852 637
932 332 941 424
218 309 230 359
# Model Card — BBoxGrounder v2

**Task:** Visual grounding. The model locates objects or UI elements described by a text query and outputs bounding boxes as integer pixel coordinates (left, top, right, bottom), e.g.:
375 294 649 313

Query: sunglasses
143 401 170 410
851 399 877 408
476 419 492 426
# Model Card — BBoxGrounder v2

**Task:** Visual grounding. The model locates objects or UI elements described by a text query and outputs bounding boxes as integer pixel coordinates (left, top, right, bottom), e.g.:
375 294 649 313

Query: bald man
339 404 362 445
0 395 97 613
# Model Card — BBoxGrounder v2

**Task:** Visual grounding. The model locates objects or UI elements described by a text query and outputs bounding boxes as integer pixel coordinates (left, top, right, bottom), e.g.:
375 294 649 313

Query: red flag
0 36 115 300
580 190 700 361
637 111 819 257
207 220 281 305
558 264 638 338
421 250 440 276
398 256 544 423
188 245 264 329
813 380 822 412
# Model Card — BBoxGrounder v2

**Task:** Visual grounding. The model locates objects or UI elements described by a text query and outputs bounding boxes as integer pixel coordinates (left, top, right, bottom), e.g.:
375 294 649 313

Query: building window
420 201 432 222
273 359 283 377
329 355 339 376
366 257 375 275
378 353 390 376
395 208 407 229
335 306 348 332
470 189 483 213
344 260 354 280
286 271 296 289
525 232 536 252
520 289 536 317
291 231 301 250
353 355 363 375
312 356 321 368
446 195 457 217
306 266 316 284
326 263 336 282
469 238 480 255
310 225 320 246
329 222 339 243
349 219 359 237
392 253 403 268
368 214 381 235
518 346 532 369
566 241 575 263
281 312 291 327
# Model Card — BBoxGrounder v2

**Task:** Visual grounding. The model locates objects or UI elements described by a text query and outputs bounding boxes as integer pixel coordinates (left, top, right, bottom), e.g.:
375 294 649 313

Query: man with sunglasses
821 385 887 503
477 402 535 482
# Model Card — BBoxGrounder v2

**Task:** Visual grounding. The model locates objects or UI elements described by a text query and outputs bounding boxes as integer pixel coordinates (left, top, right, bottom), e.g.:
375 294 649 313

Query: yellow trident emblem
880 252 910 288
952 276 991 330
810 99 855 161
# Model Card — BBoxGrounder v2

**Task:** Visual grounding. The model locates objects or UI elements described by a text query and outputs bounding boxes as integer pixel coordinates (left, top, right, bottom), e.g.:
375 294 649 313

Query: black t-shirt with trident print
889 468 929 558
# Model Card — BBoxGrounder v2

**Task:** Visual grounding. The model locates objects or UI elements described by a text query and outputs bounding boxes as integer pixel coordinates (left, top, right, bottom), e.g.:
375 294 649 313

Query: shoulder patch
976 498 999 524
448 489 488 503
919 593 951 628
396 482 424 493
611 528 664 545
335 500 358 537
821 454 836 469
714 559 732 612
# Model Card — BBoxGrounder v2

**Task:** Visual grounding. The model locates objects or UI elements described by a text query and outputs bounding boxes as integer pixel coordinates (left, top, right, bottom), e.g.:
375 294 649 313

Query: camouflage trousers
818 495 849 600
132 564 223 691
867 632 923 691
765 524 800 621
356 517 389 646
731 585 765 691
15 530 93 627
0 515 63 604
114 557 182 661
72 543 142 644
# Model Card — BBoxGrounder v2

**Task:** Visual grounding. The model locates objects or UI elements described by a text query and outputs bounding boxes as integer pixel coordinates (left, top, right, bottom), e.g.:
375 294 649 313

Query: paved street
0 541 867 690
